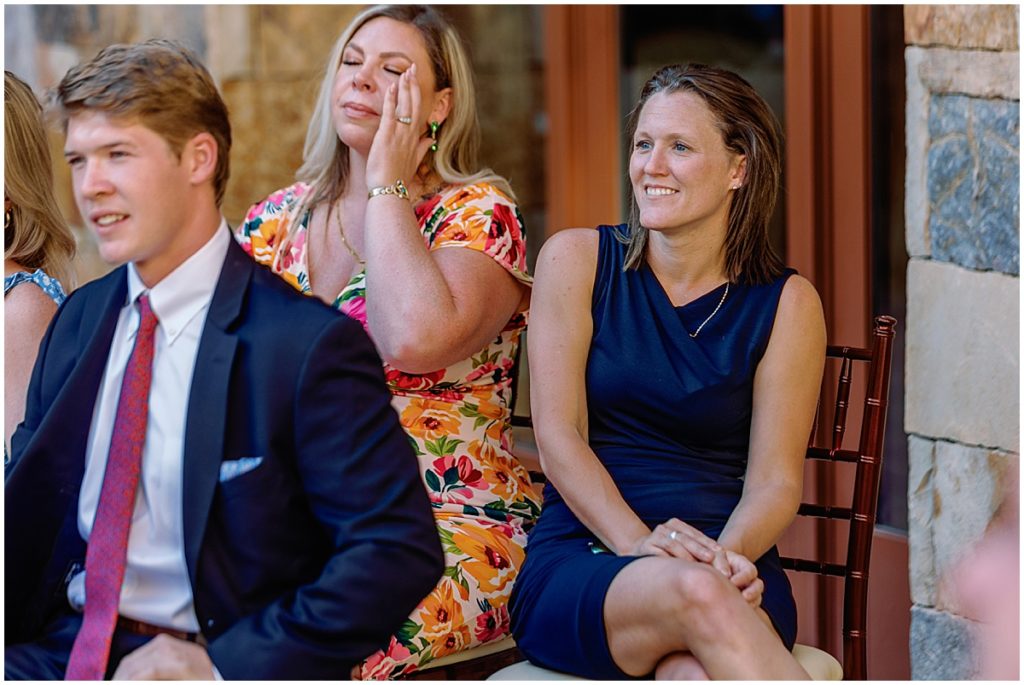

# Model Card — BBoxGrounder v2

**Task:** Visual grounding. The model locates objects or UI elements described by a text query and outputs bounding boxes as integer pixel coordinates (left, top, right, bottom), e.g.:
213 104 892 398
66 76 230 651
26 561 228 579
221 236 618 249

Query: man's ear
185 132 218 188
429 88 453 127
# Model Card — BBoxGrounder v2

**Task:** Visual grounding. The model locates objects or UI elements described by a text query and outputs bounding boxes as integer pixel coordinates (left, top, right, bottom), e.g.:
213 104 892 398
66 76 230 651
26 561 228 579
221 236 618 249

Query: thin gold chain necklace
336 217 365 266
689 282 729 338
327 199 365 266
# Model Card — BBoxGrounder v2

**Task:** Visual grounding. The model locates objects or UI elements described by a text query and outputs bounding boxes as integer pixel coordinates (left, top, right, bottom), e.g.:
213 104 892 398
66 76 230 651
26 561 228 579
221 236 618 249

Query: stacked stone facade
904 5 1019 680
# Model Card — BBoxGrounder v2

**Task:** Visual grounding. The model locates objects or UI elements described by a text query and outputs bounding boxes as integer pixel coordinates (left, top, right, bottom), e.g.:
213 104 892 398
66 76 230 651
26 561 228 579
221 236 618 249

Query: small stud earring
429 121 440 152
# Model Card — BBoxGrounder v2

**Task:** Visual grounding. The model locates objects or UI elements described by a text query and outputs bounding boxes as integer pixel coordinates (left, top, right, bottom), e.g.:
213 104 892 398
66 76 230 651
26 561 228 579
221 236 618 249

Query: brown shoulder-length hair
49 39 232 206
620 63 784 284
5 71 76 290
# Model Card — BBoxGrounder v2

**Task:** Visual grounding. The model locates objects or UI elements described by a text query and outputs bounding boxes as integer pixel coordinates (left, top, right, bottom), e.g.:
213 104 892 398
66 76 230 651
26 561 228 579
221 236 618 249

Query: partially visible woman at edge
235 5 539 679
5 70 77 457
509 63 826 679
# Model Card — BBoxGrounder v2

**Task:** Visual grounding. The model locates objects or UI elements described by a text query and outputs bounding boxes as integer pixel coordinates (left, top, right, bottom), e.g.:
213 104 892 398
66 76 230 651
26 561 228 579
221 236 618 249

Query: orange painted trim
543 5 621 237
783 4 874 665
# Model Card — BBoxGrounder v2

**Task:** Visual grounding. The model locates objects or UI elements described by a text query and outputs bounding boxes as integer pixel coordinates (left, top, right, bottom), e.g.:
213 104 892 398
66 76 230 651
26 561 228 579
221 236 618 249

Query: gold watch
367 178 410 201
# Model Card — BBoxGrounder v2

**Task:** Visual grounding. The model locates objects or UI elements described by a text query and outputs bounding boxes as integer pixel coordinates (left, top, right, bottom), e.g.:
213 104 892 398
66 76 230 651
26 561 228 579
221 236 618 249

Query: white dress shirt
68 223 229 631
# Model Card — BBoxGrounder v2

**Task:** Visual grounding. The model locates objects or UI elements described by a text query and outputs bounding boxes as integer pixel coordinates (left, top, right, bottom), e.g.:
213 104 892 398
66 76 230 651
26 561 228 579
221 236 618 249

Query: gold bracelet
367 178 410 201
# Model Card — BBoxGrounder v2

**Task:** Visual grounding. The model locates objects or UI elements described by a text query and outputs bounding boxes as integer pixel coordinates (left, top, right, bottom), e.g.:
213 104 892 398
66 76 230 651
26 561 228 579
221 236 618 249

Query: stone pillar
904 5 1019 680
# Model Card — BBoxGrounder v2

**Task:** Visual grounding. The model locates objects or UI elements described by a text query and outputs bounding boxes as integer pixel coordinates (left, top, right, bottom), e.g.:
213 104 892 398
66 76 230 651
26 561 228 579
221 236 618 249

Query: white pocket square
219 456 263 483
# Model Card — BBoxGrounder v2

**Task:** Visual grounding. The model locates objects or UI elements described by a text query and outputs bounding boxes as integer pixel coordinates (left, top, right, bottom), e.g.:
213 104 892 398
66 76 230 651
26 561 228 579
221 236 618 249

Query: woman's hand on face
365 63 435 190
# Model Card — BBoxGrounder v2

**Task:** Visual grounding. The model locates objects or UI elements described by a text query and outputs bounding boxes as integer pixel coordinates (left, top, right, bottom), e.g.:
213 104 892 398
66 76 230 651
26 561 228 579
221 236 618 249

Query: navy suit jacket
5 235 444 678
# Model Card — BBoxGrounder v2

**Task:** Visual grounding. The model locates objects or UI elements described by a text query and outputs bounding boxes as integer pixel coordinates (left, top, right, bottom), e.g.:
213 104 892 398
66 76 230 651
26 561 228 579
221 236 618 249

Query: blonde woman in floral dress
235 5 539 679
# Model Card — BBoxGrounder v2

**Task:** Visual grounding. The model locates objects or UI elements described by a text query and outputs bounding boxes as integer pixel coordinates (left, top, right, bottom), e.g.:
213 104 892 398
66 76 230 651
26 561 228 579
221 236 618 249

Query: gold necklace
337 218 365 266
689 282 729 338
328 201 365 266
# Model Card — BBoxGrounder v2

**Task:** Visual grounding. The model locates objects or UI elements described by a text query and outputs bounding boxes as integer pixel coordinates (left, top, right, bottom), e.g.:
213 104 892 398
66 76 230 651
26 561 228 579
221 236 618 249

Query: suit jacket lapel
182 238 251 584
44 268 128 493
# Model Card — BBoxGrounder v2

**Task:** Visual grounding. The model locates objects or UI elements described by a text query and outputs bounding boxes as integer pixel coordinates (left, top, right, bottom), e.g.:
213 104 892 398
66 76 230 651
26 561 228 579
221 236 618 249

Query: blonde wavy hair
5 71 76 290
293 4 512 226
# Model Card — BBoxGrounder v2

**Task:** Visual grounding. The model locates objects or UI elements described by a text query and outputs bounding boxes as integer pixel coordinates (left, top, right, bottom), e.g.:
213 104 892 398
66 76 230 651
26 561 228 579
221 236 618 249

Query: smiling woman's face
629 90 745 237
331 16 443 155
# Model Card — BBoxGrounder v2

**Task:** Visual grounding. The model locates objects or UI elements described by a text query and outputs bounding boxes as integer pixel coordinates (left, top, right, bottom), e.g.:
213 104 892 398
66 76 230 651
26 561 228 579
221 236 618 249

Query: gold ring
396 116 413 125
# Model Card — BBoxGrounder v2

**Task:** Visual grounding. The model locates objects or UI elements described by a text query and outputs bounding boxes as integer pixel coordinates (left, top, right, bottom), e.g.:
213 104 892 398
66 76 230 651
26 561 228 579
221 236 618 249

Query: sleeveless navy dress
509 225 797 678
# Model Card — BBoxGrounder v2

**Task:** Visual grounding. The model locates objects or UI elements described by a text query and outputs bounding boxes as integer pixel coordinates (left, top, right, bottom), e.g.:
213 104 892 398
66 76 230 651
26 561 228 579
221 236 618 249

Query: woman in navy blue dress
509 64 826 679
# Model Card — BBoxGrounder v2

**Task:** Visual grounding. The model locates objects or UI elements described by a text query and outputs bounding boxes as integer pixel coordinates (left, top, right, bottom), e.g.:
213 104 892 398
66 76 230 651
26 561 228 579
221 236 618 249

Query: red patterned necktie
66 294 159 681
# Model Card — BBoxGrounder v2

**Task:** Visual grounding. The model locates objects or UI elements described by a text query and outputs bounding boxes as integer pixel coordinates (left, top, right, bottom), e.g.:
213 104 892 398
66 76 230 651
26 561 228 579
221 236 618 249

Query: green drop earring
429 121 440 152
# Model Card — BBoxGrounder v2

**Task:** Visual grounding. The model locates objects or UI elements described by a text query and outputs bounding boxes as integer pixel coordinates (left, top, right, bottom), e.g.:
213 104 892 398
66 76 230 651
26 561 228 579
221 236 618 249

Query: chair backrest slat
831 356 853 452
780 558 848 577
797 503 852 520
806 447 860 463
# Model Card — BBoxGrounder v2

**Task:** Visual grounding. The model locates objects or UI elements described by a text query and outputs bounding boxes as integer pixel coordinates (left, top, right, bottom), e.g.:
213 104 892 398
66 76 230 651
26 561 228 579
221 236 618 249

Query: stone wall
903 5 1019 680
4 5 545 287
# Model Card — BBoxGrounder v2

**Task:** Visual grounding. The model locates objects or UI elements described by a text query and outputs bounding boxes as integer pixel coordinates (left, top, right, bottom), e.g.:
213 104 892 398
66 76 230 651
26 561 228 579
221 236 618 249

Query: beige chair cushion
792 643 843 680
489 643 842 681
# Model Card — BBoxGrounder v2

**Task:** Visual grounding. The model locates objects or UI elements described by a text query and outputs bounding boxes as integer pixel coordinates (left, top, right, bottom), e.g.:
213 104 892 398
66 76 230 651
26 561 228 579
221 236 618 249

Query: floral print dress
236 180 541 679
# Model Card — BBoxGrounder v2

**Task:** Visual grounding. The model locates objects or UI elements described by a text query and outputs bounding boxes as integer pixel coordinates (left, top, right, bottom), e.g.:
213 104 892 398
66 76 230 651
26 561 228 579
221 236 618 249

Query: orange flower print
431 623 472 659
448 183 490 205
471 441 519 501
451 524 525 597
244 222 278 266
433 216 470 244
401 399 462 441
475 400 505 422
418 580 466 639
475 400 506 441
437 205 488 247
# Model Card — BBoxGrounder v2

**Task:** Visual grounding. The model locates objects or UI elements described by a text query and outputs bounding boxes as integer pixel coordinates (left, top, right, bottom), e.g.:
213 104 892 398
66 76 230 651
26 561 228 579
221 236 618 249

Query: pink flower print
486 203 524 268
339 295 367 325
360 635 414 680
474 605 510 644
430 455 489 498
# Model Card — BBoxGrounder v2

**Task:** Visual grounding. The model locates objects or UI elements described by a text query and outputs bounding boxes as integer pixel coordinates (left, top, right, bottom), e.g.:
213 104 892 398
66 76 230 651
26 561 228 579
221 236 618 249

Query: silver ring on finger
396 115 413 125
669 530 678 542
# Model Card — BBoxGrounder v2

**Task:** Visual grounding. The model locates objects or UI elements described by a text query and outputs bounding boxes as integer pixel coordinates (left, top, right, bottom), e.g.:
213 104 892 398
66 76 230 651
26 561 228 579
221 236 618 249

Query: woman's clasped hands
628 518 764 610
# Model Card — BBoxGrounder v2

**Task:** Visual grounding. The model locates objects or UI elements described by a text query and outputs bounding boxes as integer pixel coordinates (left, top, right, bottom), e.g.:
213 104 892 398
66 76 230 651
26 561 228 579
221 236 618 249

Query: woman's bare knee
604 559 702 676
655 652 709 680
670 562 733 616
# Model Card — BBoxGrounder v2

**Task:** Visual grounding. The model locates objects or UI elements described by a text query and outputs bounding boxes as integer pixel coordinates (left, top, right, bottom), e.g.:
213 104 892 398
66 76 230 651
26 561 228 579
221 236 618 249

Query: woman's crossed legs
604 556 809 680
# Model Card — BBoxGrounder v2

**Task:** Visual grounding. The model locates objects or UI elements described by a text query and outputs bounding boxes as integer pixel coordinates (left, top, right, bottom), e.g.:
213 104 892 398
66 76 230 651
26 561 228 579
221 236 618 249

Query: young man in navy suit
5 39 443 680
